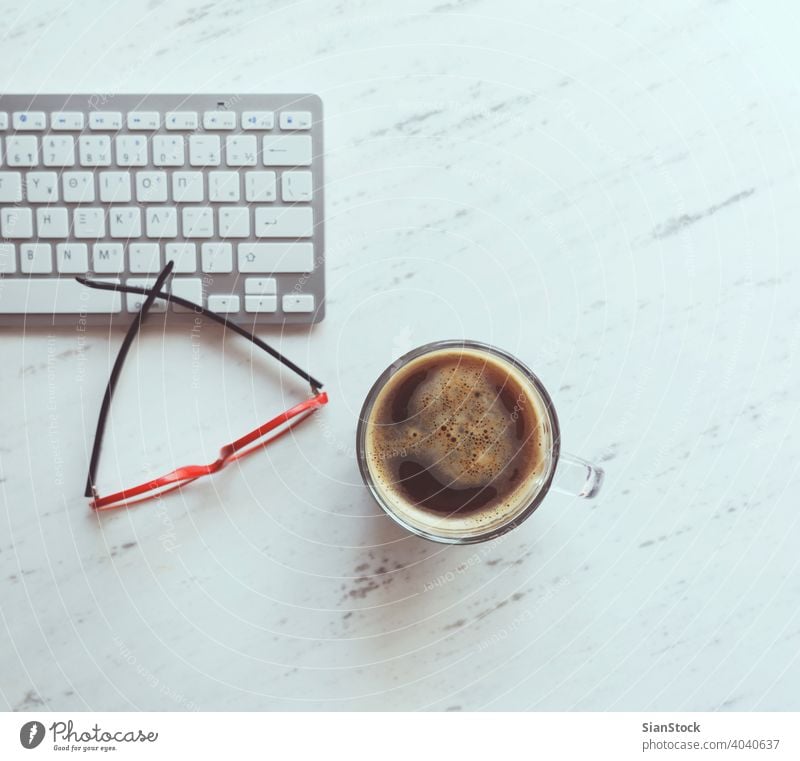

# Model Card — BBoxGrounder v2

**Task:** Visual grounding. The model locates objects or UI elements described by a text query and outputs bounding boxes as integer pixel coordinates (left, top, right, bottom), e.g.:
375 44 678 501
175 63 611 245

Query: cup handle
552 452 604 498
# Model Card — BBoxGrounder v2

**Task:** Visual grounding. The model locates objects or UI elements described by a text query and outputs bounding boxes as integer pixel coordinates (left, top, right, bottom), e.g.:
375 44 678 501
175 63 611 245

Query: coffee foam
364 348 553 537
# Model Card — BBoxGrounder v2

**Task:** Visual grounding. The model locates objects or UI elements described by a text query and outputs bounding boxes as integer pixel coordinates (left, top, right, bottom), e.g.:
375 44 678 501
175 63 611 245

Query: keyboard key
0 113 7 130
152 135 185 167
1 207 33 238
238 243 314 273
182 207 213 238
0 172 23 202
225 135 257 166
262 134 311 166
201 242 233 273
166 112 198 130
172 171 204 202
283 293 314 314
109 207 142 238
253 207 313 238
0 243 15 273
245 295 277 313
116 135 147 166
26 172 59 203
13 112 46 130
282 293 315 313
242 111 274 130
127 112 160 130
218 206 250 238
36 208 69 238
93 243 124 273
245 277 276 295
209 171 240 202
146 207 178 238
165 242 197 273
0 277 121 313
56 243 89 273
51 112 85 130
79 135 111 166
281 171 312 202
6 136 39 167
62 172 95 203
208 294 240 313
99 172 131 203
203 111 236 130
129 243 160 274
136 171 168 202
42 136 75 167
126 277 167 312
279 111 312 130
74 208 105 238
189 135 221 166
89 112 123 130
20 243 52 273
245 171 276 202
170 277 203 312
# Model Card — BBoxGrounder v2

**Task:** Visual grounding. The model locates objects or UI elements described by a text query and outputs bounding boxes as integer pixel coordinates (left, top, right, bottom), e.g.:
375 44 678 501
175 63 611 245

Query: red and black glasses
79 261 328 511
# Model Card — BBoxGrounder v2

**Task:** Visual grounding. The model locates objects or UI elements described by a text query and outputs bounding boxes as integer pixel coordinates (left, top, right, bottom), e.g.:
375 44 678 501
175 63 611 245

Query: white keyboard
0 94 325 327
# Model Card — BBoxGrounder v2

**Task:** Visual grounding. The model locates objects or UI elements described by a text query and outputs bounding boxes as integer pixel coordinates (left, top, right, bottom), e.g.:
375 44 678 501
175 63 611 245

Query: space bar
0 278 121 314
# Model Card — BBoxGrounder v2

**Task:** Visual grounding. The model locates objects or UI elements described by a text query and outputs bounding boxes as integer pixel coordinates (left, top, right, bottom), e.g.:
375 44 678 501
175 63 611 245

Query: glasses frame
79 262 327 511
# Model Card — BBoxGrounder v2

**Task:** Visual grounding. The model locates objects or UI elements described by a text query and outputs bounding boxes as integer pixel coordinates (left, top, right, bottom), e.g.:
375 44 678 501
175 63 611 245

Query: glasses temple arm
83 261 175 498
75 275 324 392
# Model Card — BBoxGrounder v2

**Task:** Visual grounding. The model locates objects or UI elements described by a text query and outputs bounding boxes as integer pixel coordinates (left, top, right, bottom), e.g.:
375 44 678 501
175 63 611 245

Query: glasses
78 261 328 511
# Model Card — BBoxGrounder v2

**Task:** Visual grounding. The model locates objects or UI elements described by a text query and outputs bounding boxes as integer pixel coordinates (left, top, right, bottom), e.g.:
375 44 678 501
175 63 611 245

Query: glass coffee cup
356 340 603 544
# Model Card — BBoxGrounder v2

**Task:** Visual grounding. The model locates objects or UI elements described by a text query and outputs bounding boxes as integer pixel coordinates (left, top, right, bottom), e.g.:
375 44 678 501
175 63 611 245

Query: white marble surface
2 0 799 712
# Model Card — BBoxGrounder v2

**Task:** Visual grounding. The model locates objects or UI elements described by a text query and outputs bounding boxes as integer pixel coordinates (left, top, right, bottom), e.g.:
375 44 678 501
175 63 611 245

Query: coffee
363 347 551 529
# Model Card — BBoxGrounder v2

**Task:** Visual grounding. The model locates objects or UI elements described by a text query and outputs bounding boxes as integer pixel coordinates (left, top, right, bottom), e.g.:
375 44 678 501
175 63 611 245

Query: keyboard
0 94 325 327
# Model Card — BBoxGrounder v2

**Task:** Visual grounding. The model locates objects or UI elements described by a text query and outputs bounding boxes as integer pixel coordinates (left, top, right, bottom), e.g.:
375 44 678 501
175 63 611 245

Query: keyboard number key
153 135 185 167
6 136 39 167
42 136 75 167
189 135 221 167
79 136 112 167
116 135 148 167
225 135 257 167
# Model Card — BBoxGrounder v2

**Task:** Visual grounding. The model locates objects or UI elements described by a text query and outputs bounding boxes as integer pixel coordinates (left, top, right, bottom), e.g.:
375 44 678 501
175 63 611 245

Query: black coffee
365 349 546 517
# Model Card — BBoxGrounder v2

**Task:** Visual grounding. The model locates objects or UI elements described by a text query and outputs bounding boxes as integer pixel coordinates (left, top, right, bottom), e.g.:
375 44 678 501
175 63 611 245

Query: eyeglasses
78 261 328 511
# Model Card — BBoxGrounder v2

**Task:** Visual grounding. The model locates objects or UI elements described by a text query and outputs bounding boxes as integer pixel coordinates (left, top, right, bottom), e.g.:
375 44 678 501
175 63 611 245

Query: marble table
2 0 798 711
